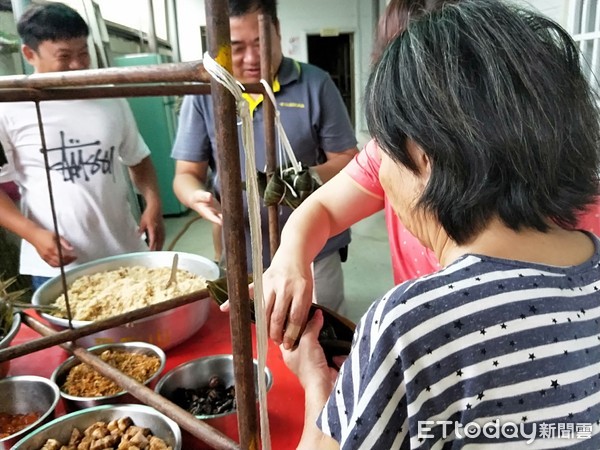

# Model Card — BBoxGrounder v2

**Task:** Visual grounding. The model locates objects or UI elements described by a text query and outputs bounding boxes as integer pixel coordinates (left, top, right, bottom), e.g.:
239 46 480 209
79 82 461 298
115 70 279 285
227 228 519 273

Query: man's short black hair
17 2 89 51
366 0 600 244
228 0 278 23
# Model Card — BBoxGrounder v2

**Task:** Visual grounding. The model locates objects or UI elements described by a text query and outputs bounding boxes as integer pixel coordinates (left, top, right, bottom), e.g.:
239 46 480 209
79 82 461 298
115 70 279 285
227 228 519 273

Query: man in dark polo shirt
171 0 358 315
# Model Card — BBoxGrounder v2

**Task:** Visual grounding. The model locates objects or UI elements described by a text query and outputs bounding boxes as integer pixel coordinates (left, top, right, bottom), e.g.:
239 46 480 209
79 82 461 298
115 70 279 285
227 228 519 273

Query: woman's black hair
17 3 89 51
366 0 600 244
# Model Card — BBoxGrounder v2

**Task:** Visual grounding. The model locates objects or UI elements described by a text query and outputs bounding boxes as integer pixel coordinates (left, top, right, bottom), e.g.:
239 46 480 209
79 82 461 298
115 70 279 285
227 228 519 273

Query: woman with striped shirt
281 1 600 448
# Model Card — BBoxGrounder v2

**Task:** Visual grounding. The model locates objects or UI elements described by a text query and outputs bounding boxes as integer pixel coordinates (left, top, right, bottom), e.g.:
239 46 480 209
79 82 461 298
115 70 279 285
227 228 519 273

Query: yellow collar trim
242 77 281 115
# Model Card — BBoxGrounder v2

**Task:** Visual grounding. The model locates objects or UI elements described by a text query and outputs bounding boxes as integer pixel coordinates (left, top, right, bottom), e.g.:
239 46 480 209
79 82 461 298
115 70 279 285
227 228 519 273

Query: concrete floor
164 209 393 323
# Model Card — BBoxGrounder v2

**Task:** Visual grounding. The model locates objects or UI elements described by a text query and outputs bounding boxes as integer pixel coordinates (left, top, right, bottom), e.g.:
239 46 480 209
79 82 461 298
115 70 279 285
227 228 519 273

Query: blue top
171 57 357 267
321 233 600 448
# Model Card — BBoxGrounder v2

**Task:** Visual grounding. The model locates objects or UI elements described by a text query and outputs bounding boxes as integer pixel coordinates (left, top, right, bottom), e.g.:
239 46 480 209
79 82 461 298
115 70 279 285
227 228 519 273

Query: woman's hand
281 310 341 450
220 261 315 351
263 257 315 350
281 310 338 390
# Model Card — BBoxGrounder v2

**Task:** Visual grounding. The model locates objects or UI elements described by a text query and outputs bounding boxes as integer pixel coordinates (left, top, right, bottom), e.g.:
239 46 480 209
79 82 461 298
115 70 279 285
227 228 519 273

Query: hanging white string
259 79 302 174
203 51 271 450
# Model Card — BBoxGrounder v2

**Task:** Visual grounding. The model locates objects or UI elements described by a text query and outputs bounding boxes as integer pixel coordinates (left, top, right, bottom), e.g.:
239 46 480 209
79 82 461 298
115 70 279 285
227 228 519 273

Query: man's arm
128 156 165 251
309 69 359 183
311 147 359 182
173 159 222 225
0 189 75 266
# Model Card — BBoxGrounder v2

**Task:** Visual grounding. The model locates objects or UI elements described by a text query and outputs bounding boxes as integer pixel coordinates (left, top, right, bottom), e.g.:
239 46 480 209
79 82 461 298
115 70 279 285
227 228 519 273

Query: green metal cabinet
114 53 186 216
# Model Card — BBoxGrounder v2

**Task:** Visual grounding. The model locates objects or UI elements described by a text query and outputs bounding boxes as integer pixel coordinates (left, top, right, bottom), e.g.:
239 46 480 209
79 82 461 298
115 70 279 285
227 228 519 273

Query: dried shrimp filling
62 350 161 397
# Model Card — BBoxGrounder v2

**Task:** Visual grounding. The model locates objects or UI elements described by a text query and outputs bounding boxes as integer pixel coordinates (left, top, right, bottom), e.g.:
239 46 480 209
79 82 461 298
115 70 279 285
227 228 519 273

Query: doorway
307 32 355 127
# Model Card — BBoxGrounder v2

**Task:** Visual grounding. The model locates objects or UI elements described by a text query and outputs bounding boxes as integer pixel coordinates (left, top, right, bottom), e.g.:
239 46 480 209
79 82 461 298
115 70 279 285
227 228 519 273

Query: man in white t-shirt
0 2 165 290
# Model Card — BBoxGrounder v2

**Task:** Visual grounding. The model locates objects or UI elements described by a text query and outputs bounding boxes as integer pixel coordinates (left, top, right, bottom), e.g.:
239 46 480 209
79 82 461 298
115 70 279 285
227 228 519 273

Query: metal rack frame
0 1 277 448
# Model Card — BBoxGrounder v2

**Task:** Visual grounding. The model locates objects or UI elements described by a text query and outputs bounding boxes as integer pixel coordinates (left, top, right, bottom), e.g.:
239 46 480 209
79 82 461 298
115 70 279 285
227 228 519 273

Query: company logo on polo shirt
279 102 305 108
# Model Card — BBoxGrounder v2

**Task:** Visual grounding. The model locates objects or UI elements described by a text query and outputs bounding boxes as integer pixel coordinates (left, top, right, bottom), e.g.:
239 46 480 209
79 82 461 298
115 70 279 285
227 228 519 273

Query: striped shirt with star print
319 232 600 449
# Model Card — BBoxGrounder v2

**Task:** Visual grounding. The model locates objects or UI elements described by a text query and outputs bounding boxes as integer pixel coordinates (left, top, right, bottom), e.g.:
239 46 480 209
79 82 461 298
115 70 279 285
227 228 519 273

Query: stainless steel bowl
11 404 182 450
0 312 20 378
155 354 273 420
0 375 60 450
31 251 219 350
51 342 166 411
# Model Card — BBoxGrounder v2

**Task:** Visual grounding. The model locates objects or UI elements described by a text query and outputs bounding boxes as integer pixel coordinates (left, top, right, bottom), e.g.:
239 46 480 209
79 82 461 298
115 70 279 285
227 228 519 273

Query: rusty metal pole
259 14 279 260
22 315 240 450
0 61 211 89
0 289 209 363
204 1 259 449
0 84 213 102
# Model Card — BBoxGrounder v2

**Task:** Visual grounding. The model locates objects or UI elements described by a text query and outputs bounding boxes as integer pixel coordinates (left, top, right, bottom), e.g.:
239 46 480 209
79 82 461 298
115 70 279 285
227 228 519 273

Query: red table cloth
7 302 305 449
